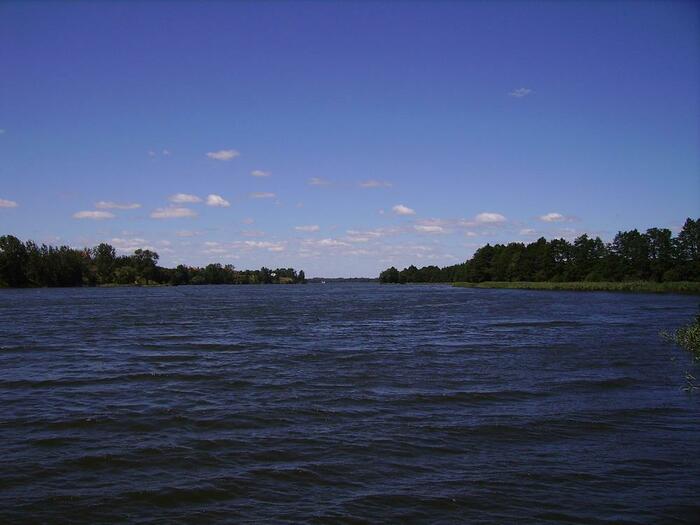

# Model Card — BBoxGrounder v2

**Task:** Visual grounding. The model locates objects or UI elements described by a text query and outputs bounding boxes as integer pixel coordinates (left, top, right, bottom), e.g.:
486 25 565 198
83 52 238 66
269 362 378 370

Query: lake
1 284 699 523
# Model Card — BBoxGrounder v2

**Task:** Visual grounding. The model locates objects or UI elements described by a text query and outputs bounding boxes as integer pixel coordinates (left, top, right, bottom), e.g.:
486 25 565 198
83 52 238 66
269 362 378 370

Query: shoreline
452 281 700 294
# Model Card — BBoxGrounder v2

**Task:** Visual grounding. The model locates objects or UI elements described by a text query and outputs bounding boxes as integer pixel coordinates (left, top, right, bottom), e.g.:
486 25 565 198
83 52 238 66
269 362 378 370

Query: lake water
1 284 699 524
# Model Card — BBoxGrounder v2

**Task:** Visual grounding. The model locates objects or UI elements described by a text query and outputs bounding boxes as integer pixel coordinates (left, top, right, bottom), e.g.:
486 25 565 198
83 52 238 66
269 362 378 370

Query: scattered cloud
95 201 141 210
520 228 537 236
360 179 392 188
344 228 392 243
242 240 285 252
206 149 239 161
303 238 350 248
110 237 155 252
555 227 580 239
170 193 202 204
509 87 533 98
176 230 201 237
414 218 449 234
308 177 331 186
539 212 571 222
150 207 197 219
250 192 276 199
241 230 265 237
0 198 18 208
73 210 115 220
148 149 171 158
206 194 230 207
392 204 415 216
414 224 446 234
242 217 255 224
295 225 320 232
464 231 478 237
475 212 507 224
251 170 270 177
345 235 371 243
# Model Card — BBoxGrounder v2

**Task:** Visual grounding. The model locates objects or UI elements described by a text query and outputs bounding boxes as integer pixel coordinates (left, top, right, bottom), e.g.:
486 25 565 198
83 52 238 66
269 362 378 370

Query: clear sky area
1 1 698 277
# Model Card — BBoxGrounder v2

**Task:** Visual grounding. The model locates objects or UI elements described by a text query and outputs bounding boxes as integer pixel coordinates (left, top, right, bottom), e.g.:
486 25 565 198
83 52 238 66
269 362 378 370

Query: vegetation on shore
380 217 700 288
453 281 700 294
0 235 305 287
665 312 700 362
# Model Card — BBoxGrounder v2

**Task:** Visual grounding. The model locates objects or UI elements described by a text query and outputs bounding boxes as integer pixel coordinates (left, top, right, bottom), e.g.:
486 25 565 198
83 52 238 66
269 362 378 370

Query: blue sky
1 1 698 277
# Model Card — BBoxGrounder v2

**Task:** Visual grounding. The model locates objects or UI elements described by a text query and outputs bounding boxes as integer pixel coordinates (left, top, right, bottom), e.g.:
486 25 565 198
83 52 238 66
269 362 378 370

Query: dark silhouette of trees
0 236 306 288
380 217 700 284
0 235 28 287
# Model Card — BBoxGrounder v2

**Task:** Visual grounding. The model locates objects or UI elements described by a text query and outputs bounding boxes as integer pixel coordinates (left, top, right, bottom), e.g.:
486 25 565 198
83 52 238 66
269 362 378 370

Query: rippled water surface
1 284 699 524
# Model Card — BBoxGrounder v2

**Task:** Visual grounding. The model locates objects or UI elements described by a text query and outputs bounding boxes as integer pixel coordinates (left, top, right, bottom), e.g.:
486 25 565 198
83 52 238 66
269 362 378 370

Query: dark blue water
1 284 699 524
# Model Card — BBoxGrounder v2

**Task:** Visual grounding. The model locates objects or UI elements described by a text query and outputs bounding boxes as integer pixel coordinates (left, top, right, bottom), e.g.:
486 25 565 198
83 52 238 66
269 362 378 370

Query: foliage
665 311 700 362
380 217 700 286
0 235 306 288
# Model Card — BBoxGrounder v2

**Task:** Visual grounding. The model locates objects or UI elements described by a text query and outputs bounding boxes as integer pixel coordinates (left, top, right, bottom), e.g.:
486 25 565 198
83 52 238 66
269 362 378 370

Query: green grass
452 281 700 294
662 312 700 392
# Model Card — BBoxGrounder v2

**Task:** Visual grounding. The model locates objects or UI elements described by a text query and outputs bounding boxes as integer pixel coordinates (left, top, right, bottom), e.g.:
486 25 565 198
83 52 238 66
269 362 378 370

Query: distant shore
452 281 700 294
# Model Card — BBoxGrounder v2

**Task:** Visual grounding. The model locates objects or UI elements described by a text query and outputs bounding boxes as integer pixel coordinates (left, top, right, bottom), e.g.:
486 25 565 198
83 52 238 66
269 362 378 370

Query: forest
380 217 700 284
0 236 305 287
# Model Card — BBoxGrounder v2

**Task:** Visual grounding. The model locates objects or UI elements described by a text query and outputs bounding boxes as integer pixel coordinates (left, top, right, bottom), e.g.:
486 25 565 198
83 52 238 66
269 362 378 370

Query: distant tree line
0 235 306 287
380 217 700 284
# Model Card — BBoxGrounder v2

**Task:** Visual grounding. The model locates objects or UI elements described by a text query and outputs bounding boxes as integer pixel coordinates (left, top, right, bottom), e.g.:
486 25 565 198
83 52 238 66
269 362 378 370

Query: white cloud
73 210 115 220
150 207 197 219
243 241 285 252
206 149 239 161
414 224 445 234
0 198 18 208
295 225 320 232
520 228 537 235
392 204 415 216
539 212 567 222
206 194 230 207
170 193 202 204
475 212 507 224
251 170 270 177
308 177 330 186
95 201 141 210
345 235 371 243
509 88 533 98
465 231 478 237
110 237 154 252
360 179 392 188
250 192 276 199
0 129 5 134
317 238 349 247
162 149 171 156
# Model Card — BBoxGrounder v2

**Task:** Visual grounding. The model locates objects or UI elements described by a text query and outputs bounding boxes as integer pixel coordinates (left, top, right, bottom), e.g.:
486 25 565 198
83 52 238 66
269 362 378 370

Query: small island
0 235 305 287
379 217 700 294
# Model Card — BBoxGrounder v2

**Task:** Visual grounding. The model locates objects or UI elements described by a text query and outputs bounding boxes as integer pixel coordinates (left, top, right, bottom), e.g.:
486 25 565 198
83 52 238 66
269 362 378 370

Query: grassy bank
452 281 700 294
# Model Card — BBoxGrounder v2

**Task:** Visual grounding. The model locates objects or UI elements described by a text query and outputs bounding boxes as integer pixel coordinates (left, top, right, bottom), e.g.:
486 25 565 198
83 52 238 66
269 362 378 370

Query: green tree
132 249 159 284
0 235 28 287
93 243 116 284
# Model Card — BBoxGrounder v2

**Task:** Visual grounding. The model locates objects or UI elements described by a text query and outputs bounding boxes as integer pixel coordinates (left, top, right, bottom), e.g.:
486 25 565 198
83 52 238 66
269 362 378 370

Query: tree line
380 217 700 284
0 235 306 287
